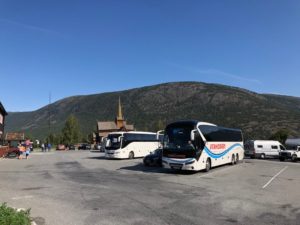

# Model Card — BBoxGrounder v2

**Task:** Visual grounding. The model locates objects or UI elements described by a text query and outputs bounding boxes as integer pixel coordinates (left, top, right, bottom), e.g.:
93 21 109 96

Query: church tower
115 97 125 129
97 97 134 140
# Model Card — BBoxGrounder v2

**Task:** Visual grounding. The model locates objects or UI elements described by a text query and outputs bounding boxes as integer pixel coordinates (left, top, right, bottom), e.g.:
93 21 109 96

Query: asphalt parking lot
0 151 299 225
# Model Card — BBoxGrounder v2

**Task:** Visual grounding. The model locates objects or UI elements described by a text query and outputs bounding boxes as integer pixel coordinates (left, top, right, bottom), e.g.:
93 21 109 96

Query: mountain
5 82 300 140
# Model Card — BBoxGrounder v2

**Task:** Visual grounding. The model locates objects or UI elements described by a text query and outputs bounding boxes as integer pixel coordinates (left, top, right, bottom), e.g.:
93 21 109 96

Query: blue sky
0 0 299 111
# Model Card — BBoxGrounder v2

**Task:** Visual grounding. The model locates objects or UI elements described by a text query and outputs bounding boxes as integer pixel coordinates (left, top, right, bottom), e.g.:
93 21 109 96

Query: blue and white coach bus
160 120 244 172
105 131 160 159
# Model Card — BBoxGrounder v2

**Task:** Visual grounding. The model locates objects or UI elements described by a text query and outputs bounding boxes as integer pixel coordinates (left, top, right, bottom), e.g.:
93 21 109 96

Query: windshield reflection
106 134 122 150
164 125 195 151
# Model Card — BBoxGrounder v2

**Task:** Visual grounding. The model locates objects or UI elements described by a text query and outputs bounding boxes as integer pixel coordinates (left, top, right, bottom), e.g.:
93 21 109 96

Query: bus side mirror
105 139 111 148
156 130 164 140
191 129 197 141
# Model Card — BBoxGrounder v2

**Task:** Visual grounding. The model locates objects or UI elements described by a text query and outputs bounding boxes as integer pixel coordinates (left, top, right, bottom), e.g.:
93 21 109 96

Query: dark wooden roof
97 121 134 131
98 121 118 130
0 102 7 116
5 132 25 141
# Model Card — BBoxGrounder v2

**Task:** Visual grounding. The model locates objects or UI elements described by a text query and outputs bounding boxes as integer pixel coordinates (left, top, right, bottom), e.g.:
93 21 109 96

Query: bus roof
166 120 217 128
108 131 156 135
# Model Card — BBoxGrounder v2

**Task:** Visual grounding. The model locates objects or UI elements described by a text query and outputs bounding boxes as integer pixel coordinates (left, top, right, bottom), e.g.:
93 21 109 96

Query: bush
269 129 290 144
0 203 31 225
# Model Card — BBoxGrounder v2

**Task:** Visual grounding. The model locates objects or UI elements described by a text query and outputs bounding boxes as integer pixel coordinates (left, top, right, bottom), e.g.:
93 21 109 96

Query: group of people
41 143 51 152
17 139 32 159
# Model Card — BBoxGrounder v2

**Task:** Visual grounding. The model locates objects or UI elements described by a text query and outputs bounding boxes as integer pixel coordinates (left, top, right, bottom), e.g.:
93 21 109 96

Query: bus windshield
164 124 195 151
106 134 122 150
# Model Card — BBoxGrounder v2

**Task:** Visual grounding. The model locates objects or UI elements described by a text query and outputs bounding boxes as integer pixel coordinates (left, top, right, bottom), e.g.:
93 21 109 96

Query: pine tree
62 115 80 145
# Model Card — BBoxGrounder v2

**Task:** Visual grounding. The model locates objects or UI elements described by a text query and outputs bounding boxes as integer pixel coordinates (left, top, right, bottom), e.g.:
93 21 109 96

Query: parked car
67 144 76 150
100 138 107 152
78 143 92 150
93 144 101 151
279 146 300 162
143 148 162 167
244 140 285 159
5 147 20 158
56 144 66 151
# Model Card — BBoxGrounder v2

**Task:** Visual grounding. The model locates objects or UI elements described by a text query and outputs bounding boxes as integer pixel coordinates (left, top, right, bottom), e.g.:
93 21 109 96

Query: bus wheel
235 154 239 164
205 158 211 172
129 151 134 159
231 154 235 165
292 155 297 162
260 154 265 159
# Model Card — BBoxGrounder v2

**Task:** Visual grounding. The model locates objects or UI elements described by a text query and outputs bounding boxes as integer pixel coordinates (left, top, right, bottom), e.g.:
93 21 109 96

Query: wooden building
5 132 25 141
0 102 8 144
0 102 8 157
96 98 134 143
5 132 25 145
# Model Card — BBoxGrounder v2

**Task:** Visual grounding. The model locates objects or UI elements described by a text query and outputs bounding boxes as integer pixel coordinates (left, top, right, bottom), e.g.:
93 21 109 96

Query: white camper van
244 140 286 159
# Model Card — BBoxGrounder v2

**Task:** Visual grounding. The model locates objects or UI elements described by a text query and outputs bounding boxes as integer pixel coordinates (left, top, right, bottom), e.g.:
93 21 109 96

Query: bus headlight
185 160 195 165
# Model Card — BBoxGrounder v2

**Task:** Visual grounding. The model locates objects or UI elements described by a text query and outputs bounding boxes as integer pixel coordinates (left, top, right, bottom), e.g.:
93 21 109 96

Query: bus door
191 129 205 161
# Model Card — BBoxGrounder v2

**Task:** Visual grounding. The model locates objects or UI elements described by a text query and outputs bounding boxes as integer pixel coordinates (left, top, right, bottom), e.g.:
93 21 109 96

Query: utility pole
48 92 51 138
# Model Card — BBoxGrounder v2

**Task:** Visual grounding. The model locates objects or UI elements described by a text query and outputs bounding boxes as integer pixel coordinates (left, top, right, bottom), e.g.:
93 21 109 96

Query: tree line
27 115 290 146
45 115 93 145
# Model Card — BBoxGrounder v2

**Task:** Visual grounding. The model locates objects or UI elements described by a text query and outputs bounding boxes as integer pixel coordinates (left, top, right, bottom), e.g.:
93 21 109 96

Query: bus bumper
162 158 197 171
105 152 123 159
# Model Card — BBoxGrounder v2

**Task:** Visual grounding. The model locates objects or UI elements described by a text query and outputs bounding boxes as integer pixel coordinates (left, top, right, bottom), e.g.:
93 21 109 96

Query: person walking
18 143 25 159
17 142 22 159
41 143 45 152
47 143 52 152
25 145 30 159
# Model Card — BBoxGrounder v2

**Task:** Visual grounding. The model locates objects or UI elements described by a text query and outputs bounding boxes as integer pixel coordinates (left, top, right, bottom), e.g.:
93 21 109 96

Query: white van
244 140 286 159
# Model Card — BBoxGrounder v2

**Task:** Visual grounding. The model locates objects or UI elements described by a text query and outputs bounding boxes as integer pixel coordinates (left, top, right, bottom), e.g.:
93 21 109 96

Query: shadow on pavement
89 150 104 153
86 156 106 160
119 162 198 175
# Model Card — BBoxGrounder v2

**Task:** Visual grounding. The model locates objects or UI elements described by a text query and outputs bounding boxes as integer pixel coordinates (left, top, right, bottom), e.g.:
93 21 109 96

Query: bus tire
129 151 134 159
235 154 239 164
260 153 266 159
231 154 235 165
205 158 211 172
292 155 297 162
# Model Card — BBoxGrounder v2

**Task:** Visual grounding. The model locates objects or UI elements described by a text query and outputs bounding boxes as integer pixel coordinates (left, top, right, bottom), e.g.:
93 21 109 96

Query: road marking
262 166 288 189
12 195 34 200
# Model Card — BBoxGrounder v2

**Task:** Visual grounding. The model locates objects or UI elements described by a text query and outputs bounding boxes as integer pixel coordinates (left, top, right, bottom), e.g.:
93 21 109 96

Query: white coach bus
105 131 160 159
160 120 244 172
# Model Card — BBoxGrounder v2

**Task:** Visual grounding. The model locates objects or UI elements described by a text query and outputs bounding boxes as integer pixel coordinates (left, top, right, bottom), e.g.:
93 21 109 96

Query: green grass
0 203 31 225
